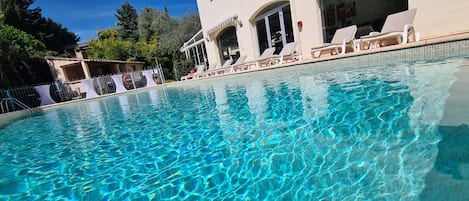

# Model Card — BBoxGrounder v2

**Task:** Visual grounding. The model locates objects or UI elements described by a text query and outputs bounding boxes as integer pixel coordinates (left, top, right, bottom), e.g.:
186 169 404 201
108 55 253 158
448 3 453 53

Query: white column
81 61 92 79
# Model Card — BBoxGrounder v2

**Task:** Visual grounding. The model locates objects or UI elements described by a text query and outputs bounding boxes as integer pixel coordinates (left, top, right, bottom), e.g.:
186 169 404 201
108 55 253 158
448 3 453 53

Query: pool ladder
0 98 33 114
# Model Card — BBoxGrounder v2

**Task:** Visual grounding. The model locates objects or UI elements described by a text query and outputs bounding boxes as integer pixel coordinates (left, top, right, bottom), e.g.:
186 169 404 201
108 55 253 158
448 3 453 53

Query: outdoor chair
260 42 301 66
231 55 249 72
244 47 276 69
310 25 358 58
181 64 206 80
212 59 234 75
205 63 222 77
359 9 417 50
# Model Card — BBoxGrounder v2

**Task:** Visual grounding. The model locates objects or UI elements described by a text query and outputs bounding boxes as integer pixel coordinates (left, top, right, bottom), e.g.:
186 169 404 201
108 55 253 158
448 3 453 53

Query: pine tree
116 1 138 41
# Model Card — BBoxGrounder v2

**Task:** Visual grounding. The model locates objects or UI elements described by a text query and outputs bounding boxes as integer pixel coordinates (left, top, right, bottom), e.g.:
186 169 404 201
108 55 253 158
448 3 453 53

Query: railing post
5 90 16 111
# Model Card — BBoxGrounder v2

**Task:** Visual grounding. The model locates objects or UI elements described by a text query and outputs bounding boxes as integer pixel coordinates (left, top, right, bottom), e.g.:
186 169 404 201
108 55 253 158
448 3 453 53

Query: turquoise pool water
1 58 469 200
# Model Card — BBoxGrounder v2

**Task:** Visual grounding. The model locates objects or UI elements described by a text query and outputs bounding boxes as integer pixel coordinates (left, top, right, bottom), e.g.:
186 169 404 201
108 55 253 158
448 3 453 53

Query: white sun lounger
259 42 301 66
231 55 249 72
244 47 276 69
181 64 206 80
211 59 234 75
360 9 417 50
205 63 222 76
310 25 357 58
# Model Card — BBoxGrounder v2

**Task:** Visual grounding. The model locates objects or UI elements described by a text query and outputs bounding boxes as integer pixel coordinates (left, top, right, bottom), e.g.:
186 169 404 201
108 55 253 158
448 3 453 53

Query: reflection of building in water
212 81 232 135
213 82 253 156
245 80 267 122
203 60 469 199
147 89 169 107
118 95 131 118
299 76 329 121
213 83 228 111
148 90 161 106
88 101 105 134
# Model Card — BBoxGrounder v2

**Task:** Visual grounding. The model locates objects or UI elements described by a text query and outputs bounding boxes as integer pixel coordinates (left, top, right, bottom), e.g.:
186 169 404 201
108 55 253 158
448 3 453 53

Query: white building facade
193 0 469 67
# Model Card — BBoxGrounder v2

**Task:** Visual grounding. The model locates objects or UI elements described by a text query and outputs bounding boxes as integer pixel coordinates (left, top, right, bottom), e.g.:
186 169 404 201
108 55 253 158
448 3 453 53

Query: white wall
196 0 324 64
409 0 469 39
291 0 323 59
196 0 469 64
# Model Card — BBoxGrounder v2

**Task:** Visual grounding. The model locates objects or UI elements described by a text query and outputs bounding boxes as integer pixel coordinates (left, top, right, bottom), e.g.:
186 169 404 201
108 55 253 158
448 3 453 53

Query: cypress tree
116 1 138 41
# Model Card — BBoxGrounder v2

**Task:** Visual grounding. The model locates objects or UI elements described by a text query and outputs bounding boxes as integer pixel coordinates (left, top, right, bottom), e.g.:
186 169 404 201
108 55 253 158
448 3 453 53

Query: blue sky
32 0 199 43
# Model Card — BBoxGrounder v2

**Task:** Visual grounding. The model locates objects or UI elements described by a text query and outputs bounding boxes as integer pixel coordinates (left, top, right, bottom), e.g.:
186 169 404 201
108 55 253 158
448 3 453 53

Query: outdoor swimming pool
0 55 468 200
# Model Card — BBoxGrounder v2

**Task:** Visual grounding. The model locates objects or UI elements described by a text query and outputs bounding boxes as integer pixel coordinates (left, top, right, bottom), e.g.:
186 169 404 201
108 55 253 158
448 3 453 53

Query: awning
207 15 238 38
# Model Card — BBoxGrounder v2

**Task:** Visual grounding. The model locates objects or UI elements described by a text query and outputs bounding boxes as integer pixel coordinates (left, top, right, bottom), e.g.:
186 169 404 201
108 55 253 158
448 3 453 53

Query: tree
86 28 134 61
1 0 79 52
0 24 51 87
88 6 202 80
136 7 202 80
176 11 202 46
138 7 170 42
116 1 138 41
137 7 201 47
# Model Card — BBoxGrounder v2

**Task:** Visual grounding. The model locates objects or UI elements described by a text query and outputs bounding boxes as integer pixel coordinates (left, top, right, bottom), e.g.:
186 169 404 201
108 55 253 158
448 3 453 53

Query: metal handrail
0 98 33 114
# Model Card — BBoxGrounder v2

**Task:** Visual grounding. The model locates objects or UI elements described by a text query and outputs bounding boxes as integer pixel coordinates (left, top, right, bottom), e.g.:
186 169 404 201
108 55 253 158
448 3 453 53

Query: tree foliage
86 28 159 65
138 8 201 47
134 7 201 80
86 29 134 61
0 25 51 87
86 4 202 80
0 0 78 87
174 11 202 47
1 0 79 52
116 1 139 41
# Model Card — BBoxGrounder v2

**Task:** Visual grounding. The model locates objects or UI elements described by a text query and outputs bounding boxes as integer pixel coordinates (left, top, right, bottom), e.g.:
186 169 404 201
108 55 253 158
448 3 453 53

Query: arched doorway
254 2 294 55
217 26 240 64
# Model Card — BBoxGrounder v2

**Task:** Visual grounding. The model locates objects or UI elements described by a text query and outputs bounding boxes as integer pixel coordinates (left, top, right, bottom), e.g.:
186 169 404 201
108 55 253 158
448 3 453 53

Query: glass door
268 13 283 54
256 20 269 55
255 4 294 55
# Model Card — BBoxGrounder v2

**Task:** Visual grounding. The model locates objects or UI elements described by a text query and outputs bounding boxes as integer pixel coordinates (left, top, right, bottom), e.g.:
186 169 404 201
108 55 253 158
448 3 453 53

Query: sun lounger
310 25 357 58
181 64 206 80
205 63 221 76
259 42 301 66
243 47 276 69
212 59 234 75
359 9 417 50
231 55 249 72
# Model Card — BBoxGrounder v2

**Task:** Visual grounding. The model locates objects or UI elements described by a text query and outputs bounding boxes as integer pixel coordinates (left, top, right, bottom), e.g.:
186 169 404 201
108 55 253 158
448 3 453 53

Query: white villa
181 0 469 67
